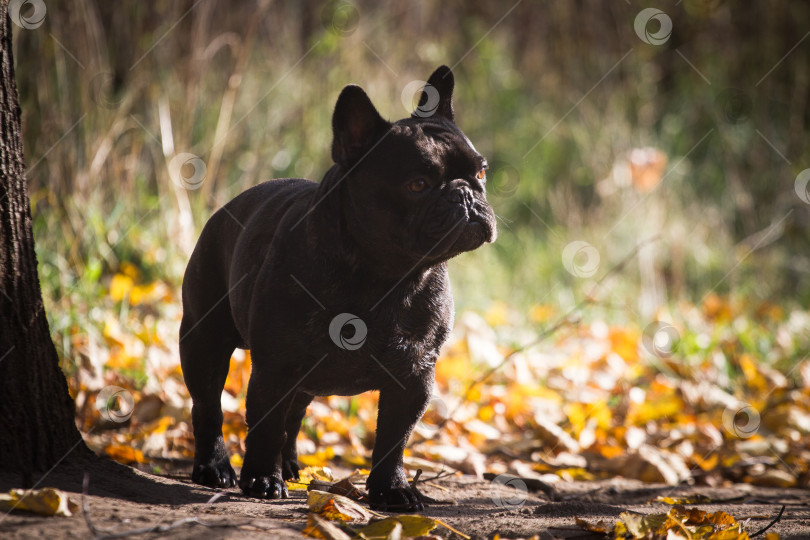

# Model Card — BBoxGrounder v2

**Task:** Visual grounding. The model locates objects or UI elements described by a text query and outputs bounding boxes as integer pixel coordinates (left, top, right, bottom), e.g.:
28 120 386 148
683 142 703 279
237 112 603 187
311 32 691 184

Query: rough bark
0 2 88 484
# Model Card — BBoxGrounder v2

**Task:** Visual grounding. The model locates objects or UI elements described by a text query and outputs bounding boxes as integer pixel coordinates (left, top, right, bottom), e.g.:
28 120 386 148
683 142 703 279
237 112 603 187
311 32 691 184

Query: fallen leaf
575 516 612 533
302 513 351 540
288 466 334 491
104 444 144 464
307 490 373 524
656 495 712 505
0 488 78 517
616 511 668 538
354 515 437 538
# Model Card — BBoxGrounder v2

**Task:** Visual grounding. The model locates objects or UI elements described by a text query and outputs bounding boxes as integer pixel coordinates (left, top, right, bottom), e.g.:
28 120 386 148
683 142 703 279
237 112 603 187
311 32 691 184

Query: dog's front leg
367 371 433 512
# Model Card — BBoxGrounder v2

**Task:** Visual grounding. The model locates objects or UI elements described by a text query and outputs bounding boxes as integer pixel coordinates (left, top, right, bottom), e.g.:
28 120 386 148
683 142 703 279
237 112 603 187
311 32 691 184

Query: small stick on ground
750 505 785 537
410 468 456 505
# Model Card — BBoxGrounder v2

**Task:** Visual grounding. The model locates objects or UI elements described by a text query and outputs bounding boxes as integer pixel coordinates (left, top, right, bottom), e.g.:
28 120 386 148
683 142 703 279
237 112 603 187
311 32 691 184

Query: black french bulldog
180 65 496 511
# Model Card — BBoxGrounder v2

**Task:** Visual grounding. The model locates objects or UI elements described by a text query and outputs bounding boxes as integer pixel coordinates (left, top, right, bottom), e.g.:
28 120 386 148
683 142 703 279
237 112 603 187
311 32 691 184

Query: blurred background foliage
12 0 810 487
15 1 810 331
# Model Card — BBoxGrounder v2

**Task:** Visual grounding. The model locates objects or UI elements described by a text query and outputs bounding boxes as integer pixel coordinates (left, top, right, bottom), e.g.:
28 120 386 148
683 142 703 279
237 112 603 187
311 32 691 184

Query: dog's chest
280 283 451 395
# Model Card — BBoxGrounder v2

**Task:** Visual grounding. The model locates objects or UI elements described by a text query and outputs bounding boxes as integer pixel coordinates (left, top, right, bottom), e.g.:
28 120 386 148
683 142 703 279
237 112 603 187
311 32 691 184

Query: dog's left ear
332 85 391 165
413 65 455 123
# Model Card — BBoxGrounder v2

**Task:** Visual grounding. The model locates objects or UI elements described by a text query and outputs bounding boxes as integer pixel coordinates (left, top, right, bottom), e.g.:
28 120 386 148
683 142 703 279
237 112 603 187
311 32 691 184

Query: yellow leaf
703 293 732 321
435 341 472 386
529 304 554 324
302 513 351 540
104 444 144 464
224 351 251 397
109 273 134 302
627 392 683 425
485 300 509 326
692 452 719 472
576 516 612 534
656 495 712 505
356 515 438 537
0 488 78 517
556 467 594 481
617 511 668 538
288 466 334 491
738 353 768 392
130 281 171 305
119 261 140 280
706 510 737 527
141 415 174 435
299 447 336 467
307 490 373 523
609 326 641 363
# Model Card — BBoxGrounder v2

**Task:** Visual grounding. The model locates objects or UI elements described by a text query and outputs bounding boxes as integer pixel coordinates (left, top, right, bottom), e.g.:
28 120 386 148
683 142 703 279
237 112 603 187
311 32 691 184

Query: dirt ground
1 458 809 539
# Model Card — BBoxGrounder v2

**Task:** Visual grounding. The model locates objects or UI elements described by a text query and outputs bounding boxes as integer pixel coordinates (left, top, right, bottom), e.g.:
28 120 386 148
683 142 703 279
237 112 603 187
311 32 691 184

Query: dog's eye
476 169 486 181
407 179 427 193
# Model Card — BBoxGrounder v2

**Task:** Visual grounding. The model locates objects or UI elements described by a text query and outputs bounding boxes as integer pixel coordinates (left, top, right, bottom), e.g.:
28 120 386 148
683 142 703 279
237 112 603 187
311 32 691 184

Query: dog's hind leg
281 391 314 481
180 297 240 488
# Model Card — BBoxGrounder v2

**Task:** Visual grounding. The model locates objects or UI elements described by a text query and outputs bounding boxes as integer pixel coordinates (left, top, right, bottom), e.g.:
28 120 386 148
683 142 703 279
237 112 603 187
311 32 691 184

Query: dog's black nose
449 185 473 208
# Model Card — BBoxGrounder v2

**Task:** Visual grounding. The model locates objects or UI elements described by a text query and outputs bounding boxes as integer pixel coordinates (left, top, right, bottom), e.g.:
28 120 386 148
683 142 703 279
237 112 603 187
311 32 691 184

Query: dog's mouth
451 203 497 251
417 192 497 259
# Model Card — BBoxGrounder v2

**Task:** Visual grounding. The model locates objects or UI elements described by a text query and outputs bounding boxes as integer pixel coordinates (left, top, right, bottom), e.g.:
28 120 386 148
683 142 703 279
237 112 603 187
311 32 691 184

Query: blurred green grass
12 1 810 366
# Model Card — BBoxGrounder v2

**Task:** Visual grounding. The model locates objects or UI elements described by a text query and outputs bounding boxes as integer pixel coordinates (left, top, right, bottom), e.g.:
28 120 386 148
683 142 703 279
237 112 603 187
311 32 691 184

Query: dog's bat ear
412 65 454 122
332 85 391 165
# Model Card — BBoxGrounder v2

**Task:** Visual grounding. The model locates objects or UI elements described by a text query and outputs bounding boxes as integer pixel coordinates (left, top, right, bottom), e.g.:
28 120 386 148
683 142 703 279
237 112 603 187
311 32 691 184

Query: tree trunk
0 2 88 485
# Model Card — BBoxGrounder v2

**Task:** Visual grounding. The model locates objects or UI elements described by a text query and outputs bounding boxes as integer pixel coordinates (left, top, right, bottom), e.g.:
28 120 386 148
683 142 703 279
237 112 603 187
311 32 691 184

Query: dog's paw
192 459 237 488
368 486 424 513
239 473 289 499
281 458 301 481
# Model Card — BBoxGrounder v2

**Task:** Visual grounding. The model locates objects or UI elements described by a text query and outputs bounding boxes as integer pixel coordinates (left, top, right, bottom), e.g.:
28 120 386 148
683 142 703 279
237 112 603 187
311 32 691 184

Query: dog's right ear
332 85 391 166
